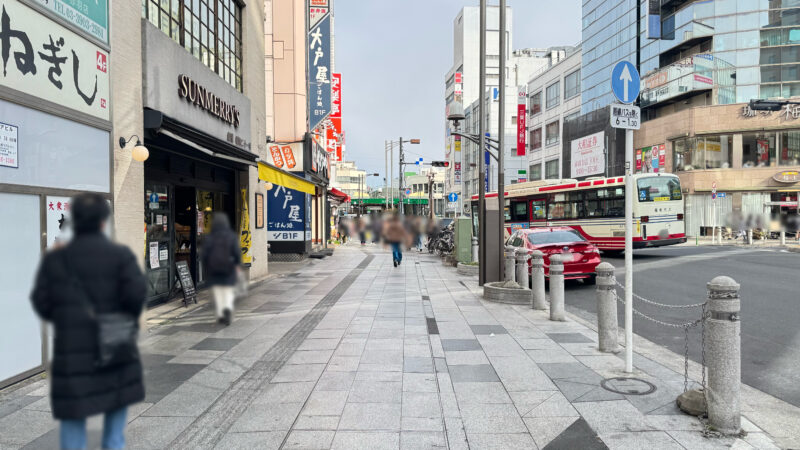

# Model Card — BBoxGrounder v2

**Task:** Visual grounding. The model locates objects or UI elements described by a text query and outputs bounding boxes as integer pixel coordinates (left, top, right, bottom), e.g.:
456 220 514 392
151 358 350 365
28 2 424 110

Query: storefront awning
328 187 350 202
257 162 316 195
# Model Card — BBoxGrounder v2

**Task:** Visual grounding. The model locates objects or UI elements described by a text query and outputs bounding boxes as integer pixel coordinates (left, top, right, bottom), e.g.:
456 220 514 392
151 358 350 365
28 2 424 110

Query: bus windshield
637 177 682 202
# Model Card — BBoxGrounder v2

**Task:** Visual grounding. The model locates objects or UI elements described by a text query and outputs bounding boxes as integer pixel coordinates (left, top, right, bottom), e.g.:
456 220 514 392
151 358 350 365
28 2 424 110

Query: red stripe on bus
592 180 605 185
617 177 624 183
539 183 576 192
578 182 591 187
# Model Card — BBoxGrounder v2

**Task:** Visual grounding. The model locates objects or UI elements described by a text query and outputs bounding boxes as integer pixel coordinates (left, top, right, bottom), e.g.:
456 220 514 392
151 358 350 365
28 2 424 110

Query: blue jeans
60 407 127 450
391 242 402 263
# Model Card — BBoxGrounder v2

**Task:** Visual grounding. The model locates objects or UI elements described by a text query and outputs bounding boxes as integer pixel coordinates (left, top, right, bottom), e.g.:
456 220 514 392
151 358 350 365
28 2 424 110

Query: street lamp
358 172 380 217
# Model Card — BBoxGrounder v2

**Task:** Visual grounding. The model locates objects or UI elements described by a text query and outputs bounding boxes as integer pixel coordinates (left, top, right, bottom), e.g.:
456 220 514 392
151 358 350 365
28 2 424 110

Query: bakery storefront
142 22 256 304
634 103 800 237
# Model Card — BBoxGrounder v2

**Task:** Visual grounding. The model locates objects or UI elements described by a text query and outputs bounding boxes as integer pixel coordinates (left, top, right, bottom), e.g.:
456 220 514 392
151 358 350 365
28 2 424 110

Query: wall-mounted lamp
264 182 274 191
119 135 149 162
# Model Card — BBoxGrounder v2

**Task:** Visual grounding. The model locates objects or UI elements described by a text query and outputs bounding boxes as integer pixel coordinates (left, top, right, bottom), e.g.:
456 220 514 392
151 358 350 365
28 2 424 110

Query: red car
506 227 602 284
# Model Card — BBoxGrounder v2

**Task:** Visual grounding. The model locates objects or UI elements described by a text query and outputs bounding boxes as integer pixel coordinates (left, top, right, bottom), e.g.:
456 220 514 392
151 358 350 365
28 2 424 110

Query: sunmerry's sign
178 75 240 127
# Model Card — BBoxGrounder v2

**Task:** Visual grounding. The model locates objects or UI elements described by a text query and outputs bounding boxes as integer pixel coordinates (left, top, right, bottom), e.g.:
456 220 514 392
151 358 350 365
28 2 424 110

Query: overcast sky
334 0 581 187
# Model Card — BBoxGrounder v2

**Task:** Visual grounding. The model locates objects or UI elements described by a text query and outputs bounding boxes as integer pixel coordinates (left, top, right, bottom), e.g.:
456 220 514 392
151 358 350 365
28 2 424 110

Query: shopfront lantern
119 135 149 162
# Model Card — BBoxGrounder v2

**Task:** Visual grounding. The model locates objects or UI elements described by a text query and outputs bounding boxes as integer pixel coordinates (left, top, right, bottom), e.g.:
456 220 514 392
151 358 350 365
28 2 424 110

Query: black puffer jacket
31 233 146 420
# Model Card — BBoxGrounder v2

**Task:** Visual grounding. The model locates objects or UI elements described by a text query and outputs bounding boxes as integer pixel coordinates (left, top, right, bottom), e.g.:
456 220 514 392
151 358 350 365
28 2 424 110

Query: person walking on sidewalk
383 213 407 267
30 193 147 450
202 213 241 325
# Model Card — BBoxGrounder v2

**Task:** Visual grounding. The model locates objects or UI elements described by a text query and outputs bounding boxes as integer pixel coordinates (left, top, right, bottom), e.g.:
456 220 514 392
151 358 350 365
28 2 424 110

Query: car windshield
527 230 585 245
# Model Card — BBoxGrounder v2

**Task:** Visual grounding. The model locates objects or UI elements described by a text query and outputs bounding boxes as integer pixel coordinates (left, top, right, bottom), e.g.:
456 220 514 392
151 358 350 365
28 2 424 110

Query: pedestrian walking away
30 193 147 450
383 213 407 267
202 213 242 326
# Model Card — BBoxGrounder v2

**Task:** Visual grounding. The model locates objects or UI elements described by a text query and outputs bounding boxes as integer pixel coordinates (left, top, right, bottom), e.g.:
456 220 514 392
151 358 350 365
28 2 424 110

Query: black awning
144 108 258 163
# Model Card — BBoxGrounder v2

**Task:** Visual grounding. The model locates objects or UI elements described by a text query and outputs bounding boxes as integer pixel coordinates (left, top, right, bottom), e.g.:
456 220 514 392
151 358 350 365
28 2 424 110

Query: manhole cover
600 377 657 396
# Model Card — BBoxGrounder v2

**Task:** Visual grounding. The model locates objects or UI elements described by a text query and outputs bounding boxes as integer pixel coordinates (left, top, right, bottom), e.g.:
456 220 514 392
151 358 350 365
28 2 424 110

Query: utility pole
478 0 487 286
399 136 405 216
498 0 507 261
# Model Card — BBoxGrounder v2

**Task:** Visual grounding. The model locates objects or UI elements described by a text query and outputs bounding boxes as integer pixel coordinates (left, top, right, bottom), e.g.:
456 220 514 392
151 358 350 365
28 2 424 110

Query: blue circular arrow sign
611 61 640 104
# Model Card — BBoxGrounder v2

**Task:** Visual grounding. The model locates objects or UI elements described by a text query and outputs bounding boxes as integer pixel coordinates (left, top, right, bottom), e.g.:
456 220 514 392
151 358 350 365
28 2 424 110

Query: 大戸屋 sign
0 2 110 121
570 131 605 178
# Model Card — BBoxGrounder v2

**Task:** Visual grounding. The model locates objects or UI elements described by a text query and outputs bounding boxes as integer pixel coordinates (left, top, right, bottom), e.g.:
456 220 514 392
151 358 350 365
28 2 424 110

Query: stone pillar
595 262 619 353
780 230 786 246
472 236 479 263
549 254 565 321
747 229 753 245
515 249 529 288
504 246 516 283
705 276 741 435
530 250 546 310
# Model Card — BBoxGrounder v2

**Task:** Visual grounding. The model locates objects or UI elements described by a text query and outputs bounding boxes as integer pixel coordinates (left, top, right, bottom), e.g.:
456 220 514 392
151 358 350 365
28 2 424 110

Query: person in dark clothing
30 193 147 450
201 213 241 325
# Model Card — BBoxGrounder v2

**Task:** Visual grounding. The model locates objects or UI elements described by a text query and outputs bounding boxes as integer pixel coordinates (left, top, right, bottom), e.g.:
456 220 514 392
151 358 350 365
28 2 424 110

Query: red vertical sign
331 73 342 162
635 149 642 172
658 144 666 170
517 89 526 156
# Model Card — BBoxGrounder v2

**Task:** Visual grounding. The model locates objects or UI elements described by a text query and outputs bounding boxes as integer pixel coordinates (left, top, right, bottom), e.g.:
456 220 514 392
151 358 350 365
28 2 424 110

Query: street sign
448 193 458 202
415 158 423 165
611 104 641 130
711 181 717 193
712 193 717 200
405 188 411 195
718 193 726 198
611 61 640 104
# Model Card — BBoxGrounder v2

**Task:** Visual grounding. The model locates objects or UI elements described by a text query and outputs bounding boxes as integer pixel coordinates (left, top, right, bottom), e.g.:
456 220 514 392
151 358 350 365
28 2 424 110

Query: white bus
469 173 686 252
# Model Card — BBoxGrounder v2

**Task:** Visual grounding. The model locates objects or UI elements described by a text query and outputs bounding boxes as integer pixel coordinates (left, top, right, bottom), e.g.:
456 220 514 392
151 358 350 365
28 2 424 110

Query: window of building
564 111 580 123
742 132 776 167
779 131 800 165
673 136 733 171
545 159 559 179
529 91 542 115
564 70 580 99
546 81 560 109
545 121 559 146
144 0 243 91
530 128 542 150
529 164 541 180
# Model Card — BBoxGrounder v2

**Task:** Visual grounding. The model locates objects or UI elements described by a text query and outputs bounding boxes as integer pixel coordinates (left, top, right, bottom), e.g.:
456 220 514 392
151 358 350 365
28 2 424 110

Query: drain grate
426 317 439 335
600 377 657 396
422 295 430 300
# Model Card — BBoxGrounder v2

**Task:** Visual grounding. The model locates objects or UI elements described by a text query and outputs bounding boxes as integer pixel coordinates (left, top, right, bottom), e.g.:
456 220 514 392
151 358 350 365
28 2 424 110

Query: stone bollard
747 229 753 245
705 276 741 435
504 246 517 283
780 230 786 246
472 236 479 262
595 263 619 353
530 250 547 310
515 249 530 288
549 254 566 321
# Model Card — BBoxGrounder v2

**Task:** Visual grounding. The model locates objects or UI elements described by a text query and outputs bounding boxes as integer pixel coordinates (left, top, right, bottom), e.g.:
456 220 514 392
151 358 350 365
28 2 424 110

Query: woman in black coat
201 213 241 325
31 193 146 450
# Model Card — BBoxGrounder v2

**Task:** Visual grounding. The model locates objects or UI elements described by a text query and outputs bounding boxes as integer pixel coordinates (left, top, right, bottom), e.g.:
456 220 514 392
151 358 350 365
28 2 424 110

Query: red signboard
658 145 666 169
517 90 526 156
636 149 642 171
331 73 341 119
330 73 343 162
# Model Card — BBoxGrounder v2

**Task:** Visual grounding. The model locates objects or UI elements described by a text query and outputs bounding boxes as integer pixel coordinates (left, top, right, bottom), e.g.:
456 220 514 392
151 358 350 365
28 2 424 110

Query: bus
469 173 686 252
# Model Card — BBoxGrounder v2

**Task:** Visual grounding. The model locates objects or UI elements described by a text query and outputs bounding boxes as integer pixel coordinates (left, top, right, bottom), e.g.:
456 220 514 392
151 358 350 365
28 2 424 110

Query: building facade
527 48 582 181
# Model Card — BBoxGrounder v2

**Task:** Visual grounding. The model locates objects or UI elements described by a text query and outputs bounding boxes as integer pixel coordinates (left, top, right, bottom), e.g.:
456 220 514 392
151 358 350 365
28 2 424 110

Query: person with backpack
30 193 146 450
202 213 242 325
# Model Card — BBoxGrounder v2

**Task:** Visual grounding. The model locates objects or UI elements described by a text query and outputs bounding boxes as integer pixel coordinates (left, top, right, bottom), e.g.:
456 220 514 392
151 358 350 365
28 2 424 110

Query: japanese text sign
267 185 306 241
266 143 302 172
0 2 110 121
308 14 331 131
0 122 18 168
33 0 109 44
570 131 605 178
517 88 526 156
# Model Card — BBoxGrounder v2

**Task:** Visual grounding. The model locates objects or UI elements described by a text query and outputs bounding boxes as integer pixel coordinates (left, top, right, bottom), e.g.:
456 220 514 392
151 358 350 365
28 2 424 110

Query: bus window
637 177 682 202
586 188 625 217
511 201 528 221
531 199 546 220
548 192 585 220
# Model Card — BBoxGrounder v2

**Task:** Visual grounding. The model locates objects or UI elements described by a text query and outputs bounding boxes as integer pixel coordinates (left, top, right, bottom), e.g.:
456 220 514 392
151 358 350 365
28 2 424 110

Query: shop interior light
119 135 149 162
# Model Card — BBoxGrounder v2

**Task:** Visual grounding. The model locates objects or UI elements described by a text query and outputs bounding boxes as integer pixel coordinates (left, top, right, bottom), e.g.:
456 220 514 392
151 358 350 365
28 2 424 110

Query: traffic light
431 161 450 168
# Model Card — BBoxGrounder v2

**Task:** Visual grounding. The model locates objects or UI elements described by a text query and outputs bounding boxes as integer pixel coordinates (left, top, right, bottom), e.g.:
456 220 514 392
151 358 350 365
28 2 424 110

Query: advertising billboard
570 131 605 178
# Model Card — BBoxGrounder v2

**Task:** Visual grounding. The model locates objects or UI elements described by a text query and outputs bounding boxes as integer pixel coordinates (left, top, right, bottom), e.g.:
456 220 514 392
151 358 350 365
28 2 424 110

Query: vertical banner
240 189 252 264
517 87 527 156
308 14 332 131
635 149 643 172
658 144 666 171
454 136 462 185
330 73 343 162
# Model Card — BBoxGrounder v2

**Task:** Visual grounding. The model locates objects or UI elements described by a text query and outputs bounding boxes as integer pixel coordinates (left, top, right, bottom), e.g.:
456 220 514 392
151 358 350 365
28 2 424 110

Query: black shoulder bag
61 251 139 368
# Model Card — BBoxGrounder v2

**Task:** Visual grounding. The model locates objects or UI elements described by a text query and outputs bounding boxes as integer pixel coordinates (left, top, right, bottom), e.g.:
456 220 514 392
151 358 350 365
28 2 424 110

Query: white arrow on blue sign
611 61 640 104
448 193 458 202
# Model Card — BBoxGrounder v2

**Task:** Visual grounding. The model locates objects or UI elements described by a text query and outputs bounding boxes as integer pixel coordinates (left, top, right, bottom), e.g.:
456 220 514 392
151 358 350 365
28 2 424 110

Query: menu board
175 260 197 306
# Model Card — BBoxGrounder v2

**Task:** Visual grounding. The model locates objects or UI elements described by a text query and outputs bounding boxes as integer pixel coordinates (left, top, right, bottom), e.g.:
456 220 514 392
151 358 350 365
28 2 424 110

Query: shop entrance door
174 186 198 284
145 184 172 300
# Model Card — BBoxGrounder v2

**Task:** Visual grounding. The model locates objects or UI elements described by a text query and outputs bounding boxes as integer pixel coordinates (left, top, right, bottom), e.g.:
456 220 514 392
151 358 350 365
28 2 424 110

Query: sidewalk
0 244 794 449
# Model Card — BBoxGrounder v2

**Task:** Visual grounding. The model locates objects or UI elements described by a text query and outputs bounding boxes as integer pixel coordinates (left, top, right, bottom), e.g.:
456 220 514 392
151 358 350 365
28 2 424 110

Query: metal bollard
472 236 479 262
549 254 565 321
780 230 786 246
515 249 529 288
530 250 546 310
504 246 516 283
705 276 741 435
595 263 619 353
